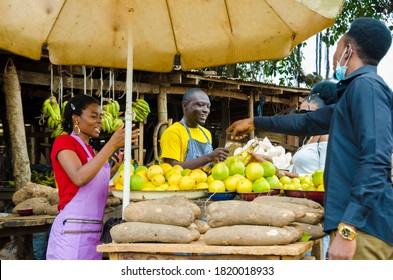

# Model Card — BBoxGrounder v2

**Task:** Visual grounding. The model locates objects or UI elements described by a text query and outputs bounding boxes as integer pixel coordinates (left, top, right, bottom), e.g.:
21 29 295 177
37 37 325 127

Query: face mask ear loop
343 47 353 67
337 50 346 66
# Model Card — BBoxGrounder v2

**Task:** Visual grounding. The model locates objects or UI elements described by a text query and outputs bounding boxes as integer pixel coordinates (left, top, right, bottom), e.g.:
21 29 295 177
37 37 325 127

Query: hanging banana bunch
41 96 66 138
101 99 124 133
61 100 68 119
51 124 65 138
132 99 150 122
102 99 120 119
42 96 61 129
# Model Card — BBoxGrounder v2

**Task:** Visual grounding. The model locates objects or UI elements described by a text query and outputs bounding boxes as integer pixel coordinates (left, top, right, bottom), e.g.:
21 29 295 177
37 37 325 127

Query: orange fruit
160 163 173 175
236 177 253 193
130 174 145 191
260 161 276 177
224 175 242 192
245 162 264 182
189 169 208 183
211 162 229 181
146 165 164 180
179 175 195 190
228 160 246 176
208 180 226 193
252 177 271 192
150 174 166 187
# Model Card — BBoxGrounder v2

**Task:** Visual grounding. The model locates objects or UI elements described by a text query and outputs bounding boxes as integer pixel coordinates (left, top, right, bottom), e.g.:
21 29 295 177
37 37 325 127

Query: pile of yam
204 196 325 246
12 182 59 215
110 195 209 244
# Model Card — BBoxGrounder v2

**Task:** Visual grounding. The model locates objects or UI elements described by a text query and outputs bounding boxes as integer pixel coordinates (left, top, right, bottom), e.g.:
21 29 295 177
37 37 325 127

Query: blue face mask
334 47 352 81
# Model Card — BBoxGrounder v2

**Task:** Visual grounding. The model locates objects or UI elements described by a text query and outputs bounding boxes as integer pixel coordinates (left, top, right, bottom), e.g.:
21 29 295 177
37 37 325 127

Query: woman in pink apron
46 94 139 260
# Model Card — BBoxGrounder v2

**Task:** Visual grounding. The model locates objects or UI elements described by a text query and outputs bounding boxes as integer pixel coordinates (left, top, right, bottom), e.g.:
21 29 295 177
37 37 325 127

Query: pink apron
46 133 110 260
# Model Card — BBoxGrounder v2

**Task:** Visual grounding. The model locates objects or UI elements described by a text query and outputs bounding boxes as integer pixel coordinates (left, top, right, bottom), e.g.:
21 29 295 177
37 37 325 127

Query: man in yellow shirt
160 88 229 169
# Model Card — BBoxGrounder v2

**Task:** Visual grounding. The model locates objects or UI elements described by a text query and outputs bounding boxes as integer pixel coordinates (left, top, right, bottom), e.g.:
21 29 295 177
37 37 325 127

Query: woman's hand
110 151 123 178
131 124 140 145
110 124 140 149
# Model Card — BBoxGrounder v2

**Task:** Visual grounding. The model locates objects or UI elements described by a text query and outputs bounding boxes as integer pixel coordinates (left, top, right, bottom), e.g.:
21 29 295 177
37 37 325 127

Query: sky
302 36 393 88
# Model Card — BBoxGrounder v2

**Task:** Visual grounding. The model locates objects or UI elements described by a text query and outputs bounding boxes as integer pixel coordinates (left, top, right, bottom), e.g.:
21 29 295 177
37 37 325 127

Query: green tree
206 0 392 87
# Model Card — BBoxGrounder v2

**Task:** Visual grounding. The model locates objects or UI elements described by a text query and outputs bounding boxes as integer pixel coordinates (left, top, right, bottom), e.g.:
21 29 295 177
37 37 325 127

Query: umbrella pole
122 6 134 217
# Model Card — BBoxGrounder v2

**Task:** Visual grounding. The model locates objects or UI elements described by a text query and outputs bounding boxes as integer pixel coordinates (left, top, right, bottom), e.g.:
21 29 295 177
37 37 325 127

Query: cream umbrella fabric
0 0 344 213
0 0 344 71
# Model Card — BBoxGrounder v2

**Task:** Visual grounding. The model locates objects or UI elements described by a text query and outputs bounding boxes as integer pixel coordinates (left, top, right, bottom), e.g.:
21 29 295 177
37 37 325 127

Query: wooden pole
2 60 31 190
157 87 168 133
157 86 168 144
248 93 254 139
137 93 145 165
219 98 230 147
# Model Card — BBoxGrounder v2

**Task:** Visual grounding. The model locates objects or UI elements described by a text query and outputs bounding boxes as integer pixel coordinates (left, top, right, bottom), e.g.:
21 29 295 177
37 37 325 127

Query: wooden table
0 214 55 259
0 214 55 238
97 236 314 260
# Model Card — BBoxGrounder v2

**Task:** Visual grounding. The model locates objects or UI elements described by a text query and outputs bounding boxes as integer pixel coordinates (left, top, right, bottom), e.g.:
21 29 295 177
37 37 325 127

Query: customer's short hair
345 17 392 65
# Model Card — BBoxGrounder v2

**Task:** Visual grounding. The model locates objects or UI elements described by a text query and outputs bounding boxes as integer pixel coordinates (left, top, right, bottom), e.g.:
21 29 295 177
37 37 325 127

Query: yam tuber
124 201 195 227
146 195 202 219
252 196 323 209
204 225 303 246
206 200 296 228
12 182 57 205
110 222 197 243
12 197 50 215
291 222 327 240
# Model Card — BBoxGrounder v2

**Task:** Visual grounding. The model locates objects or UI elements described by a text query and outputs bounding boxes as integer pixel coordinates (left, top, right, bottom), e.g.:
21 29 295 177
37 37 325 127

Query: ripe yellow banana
237 138 259 166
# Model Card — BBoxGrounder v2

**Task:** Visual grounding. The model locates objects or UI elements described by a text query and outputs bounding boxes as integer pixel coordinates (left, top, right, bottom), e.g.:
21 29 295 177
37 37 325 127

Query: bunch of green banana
101 111 114 133
51 124 66 138
102 99 120 118
42 96 62 131
61 100 68 119
111 118 124 132
102 99 124 133
132 99 150 122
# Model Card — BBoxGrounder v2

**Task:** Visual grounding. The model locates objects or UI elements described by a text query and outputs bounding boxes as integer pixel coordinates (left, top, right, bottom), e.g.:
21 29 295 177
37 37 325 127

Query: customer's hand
329 234 357 260
226 118 255 140
249 152 269 163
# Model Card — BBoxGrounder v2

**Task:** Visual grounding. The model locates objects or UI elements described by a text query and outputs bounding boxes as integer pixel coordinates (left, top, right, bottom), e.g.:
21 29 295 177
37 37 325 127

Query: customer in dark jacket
227 18 393 260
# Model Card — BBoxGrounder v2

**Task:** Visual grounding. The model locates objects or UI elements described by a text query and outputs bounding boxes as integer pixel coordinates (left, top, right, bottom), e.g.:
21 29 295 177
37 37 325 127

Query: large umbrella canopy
0 0 344 71
0 0 344 213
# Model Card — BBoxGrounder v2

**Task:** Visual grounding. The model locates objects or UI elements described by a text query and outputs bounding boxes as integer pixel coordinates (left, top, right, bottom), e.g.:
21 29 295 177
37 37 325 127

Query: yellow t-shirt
160 122 212 162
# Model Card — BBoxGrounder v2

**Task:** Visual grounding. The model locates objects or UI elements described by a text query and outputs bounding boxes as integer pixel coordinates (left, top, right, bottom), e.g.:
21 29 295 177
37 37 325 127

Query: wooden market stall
0 53 313 260
0 53 310 174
